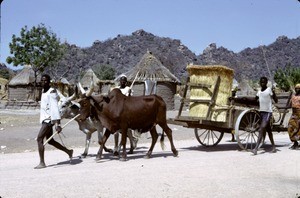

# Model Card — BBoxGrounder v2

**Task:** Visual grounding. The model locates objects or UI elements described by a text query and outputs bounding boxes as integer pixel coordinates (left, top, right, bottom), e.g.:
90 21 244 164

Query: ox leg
82 132 92 158
127 129 135 154
162 125 178 157
145 127 158 159
120 129 128 161
96 129 111 161
99 130 113 154
113 132 120 156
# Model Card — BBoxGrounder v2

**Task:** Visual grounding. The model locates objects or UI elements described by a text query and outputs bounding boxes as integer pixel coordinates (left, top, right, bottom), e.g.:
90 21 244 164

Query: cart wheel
272 104 281 124
235 109 261 150
194 128 224 147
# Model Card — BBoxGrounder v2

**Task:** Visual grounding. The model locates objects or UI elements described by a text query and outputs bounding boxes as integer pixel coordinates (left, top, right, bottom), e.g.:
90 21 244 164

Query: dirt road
0 109 300 198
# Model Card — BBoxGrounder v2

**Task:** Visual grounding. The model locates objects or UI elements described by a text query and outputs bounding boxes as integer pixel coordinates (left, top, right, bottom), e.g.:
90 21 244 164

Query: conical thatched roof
0 77 8 85
115 51 180 83
80 68 100 88
8 65 40 86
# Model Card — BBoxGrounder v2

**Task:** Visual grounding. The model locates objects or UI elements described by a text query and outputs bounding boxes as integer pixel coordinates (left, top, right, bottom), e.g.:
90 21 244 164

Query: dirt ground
0 109 300 198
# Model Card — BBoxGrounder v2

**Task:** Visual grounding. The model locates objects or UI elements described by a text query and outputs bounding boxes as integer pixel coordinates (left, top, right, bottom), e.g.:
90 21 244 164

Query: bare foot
34 163 46 169
68 149 73 159
271 147 276 153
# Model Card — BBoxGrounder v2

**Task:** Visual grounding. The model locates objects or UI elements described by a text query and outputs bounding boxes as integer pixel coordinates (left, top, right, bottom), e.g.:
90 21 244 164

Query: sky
1 0 300 70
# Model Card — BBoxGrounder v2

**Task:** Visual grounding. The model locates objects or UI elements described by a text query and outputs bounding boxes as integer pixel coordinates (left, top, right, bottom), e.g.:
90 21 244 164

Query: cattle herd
57 83 178 162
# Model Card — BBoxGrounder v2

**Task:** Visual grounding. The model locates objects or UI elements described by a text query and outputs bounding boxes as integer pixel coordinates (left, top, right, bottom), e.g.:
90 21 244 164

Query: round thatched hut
0 77 8 99
115 51 180 110
80 68 101 93
8 65 41 101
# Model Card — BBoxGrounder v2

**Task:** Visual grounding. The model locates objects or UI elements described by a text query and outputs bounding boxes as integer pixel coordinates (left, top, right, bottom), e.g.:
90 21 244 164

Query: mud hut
80 68 101 93
8 65 41 101
115 51 180 110
0 77 8 99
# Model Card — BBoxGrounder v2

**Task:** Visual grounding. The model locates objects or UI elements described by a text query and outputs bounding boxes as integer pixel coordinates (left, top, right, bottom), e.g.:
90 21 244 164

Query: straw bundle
187 65 234 122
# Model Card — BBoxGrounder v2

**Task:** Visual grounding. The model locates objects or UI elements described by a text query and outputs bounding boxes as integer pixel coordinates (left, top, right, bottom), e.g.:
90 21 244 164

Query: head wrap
295 83 300 89
120 74 127 81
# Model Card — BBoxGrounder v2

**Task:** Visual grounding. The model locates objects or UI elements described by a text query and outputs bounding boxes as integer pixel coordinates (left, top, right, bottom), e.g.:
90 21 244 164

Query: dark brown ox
78 88 178 161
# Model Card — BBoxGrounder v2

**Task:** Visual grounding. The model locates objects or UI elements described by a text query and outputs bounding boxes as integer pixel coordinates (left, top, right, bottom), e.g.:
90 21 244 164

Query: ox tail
160 131 166 151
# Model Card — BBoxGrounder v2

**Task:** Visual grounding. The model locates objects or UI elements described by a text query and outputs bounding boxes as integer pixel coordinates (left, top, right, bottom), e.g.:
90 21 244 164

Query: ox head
76 81 98 121
57 90 78 118
76 82 112 122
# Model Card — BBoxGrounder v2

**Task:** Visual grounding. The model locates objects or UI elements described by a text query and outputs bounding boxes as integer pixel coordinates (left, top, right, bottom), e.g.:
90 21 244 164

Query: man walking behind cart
34 74 73 169
252 76 278 155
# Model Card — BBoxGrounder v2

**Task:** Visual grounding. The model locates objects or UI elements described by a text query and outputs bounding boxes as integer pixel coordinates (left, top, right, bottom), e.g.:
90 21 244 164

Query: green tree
274 64 300 91
0 68 10 79
6 23 64 83
93 64 115 80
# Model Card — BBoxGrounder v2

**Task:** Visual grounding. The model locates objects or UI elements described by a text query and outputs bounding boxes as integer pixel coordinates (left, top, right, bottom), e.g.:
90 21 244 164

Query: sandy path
0 109 300 198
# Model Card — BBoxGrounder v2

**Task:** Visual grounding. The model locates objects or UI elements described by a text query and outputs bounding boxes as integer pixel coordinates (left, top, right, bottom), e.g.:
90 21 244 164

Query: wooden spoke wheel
235 109 261 150
194 128 224 147
272 105 281 124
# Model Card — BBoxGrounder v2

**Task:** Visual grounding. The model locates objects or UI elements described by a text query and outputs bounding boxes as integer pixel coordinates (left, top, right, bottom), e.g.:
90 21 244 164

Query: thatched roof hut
8 65 41 101
236 78 256 96
0 77 8 99
80 68 101 93
115 51 180 110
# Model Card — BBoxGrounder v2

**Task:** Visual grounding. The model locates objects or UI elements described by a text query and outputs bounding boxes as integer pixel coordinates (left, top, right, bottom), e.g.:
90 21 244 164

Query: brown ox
77 88 178 161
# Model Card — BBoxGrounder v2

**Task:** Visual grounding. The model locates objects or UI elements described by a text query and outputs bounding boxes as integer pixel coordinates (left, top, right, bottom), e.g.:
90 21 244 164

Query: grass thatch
187 65 234 122
8 65 40 86
115 51 180 83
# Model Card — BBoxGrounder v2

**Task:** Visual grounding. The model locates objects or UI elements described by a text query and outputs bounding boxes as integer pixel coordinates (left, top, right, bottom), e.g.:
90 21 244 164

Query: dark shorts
260 112 272 123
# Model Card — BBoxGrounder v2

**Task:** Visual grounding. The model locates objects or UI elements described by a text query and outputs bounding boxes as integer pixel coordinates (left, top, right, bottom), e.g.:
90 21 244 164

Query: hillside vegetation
3 29 300 83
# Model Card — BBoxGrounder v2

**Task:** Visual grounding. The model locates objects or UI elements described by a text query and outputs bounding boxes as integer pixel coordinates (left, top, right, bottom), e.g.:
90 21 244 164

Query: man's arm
272 88 278 103
49 89 62 132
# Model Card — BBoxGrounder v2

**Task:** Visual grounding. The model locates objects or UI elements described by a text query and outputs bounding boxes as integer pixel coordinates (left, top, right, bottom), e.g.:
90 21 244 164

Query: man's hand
55 123 62 133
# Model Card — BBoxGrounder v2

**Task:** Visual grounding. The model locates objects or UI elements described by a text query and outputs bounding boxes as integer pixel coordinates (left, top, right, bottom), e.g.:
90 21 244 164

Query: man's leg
266 121 276 152
35 123 51 169
253 121 268 155
47 126 73 159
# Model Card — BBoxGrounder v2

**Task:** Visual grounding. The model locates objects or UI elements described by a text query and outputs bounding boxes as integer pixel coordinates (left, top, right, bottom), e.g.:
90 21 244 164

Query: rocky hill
2 30 300 82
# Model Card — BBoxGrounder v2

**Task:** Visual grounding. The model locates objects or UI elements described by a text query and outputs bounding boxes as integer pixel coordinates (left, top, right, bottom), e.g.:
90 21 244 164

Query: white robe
39 88 61 123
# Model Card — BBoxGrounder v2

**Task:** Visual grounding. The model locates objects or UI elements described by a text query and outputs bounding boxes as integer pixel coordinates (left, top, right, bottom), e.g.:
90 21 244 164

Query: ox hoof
113 151 119 156
81 153 87 158
144 155 151 159
119 157 127 162
173 150 179 157
128 150 134 154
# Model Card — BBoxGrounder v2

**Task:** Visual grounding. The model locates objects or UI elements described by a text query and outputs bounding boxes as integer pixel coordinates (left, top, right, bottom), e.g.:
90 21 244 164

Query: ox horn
66 92 76 102
78 82 86 94
86 81 94 97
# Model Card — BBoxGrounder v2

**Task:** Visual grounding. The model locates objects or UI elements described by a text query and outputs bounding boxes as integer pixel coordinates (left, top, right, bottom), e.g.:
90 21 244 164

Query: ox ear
71 101 81 109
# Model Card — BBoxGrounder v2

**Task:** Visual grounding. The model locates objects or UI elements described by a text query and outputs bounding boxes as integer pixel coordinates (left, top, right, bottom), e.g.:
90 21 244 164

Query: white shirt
256 87 273 113
40 87 61 123
118 86 132 96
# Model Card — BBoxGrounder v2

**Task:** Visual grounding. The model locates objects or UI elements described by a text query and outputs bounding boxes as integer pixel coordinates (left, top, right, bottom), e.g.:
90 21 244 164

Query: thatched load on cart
187 65 234 122
168 64 292 151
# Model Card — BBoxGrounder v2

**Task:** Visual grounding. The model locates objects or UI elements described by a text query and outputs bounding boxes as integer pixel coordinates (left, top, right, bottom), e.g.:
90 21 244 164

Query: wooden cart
168 76 292 151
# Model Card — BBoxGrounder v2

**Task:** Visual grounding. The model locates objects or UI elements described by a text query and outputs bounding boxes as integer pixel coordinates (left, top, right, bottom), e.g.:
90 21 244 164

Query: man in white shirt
113 75 139 155
118 75 132 96
34 74 73 169
252 76 278 155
